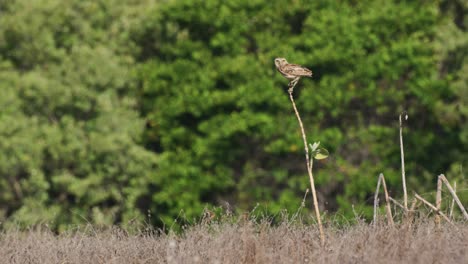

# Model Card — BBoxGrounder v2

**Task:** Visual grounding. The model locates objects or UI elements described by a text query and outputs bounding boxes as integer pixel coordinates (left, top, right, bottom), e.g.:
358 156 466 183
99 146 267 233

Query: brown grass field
1 219 466 264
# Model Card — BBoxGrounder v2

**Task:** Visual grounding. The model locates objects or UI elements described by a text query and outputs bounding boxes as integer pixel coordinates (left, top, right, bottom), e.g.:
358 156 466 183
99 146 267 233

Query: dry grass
0 220 466 264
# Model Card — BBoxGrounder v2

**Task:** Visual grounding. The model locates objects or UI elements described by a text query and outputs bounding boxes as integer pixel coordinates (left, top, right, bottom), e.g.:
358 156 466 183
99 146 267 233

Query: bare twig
410 197 419 211
288 82 324 245
399 112 408 210
373 175 382 226
291 189 309 223
414 193 454 226
373 174 394 227
389 197 405 211
380 174 394 226
449 181 456 219
439 174 468 220
301 188 310 208
435 176 442 226
405 197 419 226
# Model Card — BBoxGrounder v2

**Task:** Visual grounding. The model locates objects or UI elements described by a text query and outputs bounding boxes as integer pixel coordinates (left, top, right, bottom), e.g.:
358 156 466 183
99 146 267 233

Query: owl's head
274 58 288 68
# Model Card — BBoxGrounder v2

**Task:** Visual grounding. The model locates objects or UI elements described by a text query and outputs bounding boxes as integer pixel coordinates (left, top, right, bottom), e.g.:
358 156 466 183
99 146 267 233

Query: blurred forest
0 0 466 230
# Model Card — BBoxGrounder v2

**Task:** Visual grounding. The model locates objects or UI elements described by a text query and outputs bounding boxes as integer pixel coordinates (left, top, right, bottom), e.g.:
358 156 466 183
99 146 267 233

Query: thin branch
288 80 324 246
410 197 419 211
414 193 454 226
449 181 456 219
373 174 382 226
405 197 419 226
373 174 394 227
435 175 442 226
389 197 406 211
439 174 468 220
291 189 309 223
288 90 312 172
380 174 394 226
399 112 408 210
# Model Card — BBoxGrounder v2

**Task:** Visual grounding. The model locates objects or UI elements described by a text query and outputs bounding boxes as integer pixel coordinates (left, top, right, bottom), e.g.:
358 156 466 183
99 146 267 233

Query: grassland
1 218 466 264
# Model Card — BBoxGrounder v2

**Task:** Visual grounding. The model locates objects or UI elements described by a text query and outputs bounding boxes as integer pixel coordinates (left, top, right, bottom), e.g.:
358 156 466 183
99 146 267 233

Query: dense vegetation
0 0 466 230
1 221 467 264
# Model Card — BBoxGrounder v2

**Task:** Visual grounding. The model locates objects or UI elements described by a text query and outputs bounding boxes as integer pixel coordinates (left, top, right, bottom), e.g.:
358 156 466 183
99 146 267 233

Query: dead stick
399 112 408 210
373 175 382 226
389 197 406 211
380 174 394 226
449 181 456 219
288 84 325 245
439 174 468 220
410 197 419 211
406 197 419 226
414 193 454 226
435 176 442 226
373 174 394 226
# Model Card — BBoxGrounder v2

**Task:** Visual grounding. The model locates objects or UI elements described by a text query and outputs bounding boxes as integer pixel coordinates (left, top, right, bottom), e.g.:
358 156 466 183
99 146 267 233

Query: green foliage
0 0 466 230
0 0 157 230
310 142 329 160
136 0 467 222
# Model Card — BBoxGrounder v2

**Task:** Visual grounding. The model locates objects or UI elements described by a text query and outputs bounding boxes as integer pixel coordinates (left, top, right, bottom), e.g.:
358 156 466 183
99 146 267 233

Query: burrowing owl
274 58 313 92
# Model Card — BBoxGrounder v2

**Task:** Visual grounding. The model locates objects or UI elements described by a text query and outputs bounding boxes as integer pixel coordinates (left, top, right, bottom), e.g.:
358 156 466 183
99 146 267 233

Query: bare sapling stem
380 174 394 226
373 174 394 227
414 193 454 226
373 174 382 226
399 112 408 211
288 82 324 246
435 176 442 226
439 174 468 220
449 181 456 219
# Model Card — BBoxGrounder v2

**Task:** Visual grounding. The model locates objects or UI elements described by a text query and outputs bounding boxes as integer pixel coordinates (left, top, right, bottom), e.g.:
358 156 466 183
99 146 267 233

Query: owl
274 58 313 91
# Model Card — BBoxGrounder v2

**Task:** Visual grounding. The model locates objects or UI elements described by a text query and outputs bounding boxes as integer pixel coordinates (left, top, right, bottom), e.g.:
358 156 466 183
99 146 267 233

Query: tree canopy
0 0 466 229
